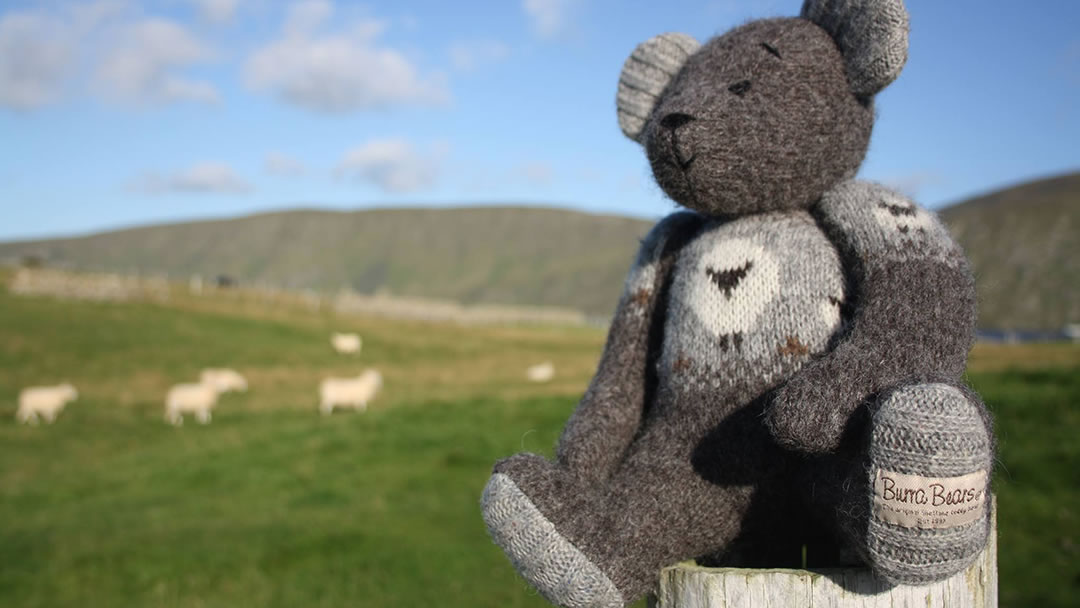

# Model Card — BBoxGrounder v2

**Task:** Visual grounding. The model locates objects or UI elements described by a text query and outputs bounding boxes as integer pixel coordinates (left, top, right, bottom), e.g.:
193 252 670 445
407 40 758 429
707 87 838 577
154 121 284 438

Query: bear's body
482 3 994 607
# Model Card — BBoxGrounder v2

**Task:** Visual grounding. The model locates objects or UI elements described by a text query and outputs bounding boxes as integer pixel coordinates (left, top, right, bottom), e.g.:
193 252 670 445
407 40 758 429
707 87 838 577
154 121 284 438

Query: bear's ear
801 0 909 97
616 32 700 142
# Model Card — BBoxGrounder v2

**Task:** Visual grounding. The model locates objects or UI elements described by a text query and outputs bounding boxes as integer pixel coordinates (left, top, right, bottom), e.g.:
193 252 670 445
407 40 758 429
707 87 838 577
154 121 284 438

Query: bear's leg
586 445 763 603
587 402 794 602
816 381 994 585
482 453 622 608
482 421 765 607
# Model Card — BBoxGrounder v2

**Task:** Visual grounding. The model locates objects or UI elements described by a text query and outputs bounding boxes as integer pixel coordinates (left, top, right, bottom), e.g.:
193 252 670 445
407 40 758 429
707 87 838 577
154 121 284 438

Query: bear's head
617 0 909 216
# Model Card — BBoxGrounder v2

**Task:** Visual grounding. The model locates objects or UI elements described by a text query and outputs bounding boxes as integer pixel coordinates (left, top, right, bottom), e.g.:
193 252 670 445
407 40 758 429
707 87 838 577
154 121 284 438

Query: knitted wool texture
643 17 874 216
765 181 977 452
481 1 994 605
801 0 909 97
481 474 622 607
862 383 994 584
659 212 844 405
617 33 700 142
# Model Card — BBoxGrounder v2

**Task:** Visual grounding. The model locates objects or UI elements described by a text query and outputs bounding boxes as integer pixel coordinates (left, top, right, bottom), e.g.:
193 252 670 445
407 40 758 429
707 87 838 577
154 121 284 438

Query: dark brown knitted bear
481 1 994 606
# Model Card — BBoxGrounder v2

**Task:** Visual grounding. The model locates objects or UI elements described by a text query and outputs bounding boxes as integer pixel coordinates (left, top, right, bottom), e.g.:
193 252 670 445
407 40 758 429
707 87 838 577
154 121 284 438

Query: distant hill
2 172 1075 328
938 171 1079 331
0 207 654 318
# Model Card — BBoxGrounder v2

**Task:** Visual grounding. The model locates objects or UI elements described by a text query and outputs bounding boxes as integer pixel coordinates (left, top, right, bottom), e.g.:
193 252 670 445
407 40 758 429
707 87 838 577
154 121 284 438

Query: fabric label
872 469 987 529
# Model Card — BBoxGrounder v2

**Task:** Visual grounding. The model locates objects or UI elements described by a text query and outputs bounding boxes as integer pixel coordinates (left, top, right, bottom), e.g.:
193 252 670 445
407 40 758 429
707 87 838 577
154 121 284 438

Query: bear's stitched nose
660 113 695 129
659 113 697 169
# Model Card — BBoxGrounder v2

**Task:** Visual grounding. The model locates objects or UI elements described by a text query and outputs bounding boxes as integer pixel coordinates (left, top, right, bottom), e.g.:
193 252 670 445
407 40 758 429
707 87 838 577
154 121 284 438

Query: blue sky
1 0 1077 241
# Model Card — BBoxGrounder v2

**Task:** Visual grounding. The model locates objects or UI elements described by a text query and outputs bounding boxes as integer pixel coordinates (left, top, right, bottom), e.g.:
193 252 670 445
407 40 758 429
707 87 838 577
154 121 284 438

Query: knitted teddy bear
481 1 994 606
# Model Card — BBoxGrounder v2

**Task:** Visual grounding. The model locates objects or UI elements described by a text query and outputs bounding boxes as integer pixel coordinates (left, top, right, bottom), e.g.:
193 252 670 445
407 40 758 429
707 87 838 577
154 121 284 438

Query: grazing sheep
319 370 382 415
526 361 555 383
330 332 362 354
199 368 248 393
165 382 220 426
16 383 78 425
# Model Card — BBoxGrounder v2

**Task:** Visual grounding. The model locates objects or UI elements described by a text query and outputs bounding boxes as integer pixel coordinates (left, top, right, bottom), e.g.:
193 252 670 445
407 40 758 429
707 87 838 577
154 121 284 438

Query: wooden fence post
649 504 997 607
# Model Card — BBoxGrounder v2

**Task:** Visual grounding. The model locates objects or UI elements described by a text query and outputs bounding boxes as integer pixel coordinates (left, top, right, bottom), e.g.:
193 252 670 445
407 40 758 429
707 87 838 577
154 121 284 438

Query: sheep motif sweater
648 211 845 409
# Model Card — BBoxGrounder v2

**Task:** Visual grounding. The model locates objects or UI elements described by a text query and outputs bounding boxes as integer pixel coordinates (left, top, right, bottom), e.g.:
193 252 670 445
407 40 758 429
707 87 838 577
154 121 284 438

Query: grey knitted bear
481 1 994 606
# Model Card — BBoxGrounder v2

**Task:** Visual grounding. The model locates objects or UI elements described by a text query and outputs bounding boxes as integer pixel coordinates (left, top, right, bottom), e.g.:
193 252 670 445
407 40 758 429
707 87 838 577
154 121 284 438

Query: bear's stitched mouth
661 124 697 171
661 146 695 171
669 133 695 170
661 155 695 172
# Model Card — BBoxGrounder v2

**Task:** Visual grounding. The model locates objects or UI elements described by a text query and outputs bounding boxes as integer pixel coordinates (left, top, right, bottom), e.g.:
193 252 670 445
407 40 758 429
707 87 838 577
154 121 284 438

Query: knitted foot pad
867 383 993 584
481 473 624 608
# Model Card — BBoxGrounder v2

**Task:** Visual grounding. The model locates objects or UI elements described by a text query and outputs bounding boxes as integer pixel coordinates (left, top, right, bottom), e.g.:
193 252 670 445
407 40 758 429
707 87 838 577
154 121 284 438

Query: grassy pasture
0 284 1076 607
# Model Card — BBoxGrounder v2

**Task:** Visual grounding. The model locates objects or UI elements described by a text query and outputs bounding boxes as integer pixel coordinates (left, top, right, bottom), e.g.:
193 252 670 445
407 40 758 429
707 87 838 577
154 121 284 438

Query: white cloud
189 0 241 25
265 151 306 176
449 40 510 72
132 162 252 194
282 0 333 37
523 0 577 39
96 18 219 105
70 1 129 35
0 13 74 110
245 0 448 113
0 3 220 110
335 138 442 193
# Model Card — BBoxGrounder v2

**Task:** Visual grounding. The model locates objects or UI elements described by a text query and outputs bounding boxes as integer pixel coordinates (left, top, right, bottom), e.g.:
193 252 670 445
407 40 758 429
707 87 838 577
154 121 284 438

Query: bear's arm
765 181 978 453
555 211 703 482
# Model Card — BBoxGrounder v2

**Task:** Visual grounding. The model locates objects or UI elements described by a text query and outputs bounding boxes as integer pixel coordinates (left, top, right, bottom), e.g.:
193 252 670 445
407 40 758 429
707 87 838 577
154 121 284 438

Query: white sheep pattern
17 383 78 425
330 332 362 354
165 382 220 426
319 370 382 415
526 361 555 383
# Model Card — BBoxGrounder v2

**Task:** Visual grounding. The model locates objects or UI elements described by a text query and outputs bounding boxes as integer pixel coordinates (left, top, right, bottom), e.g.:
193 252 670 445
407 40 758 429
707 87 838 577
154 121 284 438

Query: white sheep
526 361 555 383
165 382 220 426
199 368 248 393
319 369 382 415
16 383 78 425
330 332 362 354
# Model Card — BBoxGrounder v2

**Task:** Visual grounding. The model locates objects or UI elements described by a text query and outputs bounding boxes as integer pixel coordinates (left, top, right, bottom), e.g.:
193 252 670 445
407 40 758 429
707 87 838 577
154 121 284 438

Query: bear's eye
760 42 782 59
728 80 751 96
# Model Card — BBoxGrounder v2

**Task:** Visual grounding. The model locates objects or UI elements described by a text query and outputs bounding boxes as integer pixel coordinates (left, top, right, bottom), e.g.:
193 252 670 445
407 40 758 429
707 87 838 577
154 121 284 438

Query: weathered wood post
649 505 997 607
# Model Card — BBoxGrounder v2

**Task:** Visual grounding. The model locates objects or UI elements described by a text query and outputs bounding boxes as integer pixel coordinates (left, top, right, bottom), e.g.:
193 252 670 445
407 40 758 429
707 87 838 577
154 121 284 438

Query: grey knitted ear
616 32 700 142
801 0 909 97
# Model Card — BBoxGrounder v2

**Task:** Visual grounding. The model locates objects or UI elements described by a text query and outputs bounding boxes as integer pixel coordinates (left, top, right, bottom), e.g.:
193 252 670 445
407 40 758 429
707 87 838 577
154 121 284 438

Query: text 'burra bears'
879 476 983 507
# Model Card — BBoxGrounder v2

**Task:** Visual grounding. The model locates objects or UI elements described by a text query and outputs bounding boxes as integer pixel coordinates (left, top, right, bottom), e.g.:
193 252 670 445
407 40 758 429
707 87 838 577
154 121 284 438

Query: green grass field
0 283 1076 607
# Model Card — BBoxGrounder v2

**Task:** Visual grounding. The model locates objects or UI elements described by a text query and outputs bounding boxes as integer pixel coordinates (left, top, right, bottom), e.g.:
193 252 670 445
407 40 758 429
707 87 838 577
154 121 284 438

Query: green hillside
0 207 654 318
2 170 1076 329
938 171 1079 331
